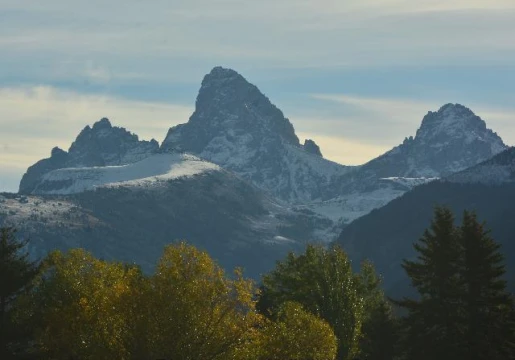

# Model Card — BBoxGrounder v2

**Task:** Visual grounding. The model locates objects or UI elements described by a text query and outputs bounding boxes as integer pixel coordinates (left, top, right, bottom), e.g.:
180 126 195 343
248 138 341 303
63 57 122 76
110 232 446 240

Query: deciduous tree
258 244 383 360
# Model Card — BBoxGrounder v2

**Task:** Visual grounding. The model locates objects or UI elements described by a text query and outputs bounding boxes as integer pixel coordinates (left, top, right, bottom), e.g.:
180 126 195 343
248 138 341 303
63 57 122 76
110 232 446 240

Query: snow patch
380 177 438 187
33 153 221 195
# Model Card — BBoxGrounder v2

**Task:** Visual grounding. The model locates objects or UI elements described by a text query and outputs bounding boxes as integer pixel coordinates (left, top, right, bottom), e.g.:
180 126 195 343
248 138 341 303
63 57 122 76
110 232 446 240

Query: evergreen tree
459 211 515 359
359 299 399 360
395 207 464 360
0 227 39 358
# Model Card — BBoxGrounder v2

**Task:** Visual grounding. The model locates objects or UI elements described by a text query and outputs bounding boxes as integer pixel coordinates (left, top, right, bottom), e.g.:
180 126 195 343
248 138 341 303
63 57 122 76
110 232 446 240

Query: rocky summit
13 68 510 250
357 103 507 180
161 66 349 203
19 118 159 194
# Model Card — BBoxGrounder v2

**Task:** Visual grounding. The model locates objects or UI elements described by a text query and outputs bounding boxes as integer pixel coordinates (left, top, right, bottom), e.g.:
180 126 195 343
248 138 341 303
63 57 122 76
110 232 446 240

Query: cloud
306 93 515 148
1 0 515 89
0 86 193 192
1 85 514 192
2 1 515 190
0 85 409 192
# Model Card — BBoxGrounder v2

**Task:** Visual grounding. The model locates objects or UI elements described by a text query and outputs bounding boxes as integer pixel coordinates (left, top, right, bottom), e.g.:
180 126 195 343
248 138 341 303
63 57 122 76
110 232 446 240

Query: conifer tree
0 227 38 358
459 211 515 360
359 299 399 360
395 207 463 360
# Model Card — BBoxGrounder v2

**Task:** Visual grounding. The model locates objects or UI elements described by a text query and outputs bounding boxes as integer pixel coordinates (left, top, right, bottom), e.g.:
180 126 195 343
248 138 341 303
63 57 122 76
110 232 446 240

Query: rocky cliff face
313 103 507 226
359 104 507 179
303 139 323 157
19 118 159 194
161 67 350 203
17 68 509 236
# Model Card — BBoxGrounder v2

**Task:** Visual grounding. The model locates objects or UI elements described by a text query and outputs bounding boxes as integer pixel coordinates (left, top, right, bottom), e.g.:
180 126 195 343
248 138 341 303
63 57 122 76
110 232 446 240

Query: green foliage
0 227 39 359
11 241 340 359
359 299 399 360
258 244 385 360
397 207 515 360
459 211 515 359
396 207 463 359
337 182 515 297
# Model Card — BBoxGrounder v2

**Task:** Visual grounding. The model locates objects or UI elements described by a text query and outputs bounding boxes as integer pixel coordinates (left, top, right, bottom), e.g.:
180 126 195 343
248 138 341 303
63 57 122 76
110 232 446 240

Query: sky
1 0 515 192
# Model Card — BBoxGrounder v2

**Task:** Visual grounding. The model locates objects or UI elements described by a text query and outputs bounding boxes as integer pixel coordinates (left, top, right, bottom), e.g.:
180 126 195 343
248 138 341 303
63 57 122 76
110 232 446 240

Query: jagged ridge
161 66 350 203
19 118 159 194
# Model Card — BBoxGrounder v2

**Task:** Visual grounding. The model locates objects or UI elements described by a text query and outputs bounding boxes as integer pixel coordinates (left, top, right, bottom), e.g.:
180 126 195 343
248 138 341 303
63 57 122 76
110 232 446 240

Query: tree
396 207 515 360
459 211 515 359
144 242 261 360
395 207 464 360
258 244 383 360
359 299 399 360
14 241 342 359
256 301 337 360
356 260 400 360
15 249 141 360
0 227 38 358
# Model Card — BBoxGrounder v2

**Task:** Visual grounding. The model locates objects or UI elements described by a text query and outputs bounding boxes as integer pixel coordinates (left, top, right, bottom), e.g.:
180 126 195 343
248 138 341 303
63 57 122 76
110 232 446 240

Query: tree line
1 207 514 359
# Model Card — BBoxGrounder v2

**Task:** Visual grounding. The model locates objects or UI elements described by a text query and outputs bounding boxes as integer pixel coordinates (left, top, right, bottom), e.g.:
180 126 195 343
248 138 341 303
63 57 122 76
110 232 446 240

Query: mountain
304 103 508 226
8 113 336 277
337 148 515 296
19 118 159 194
19 69 507 228
356 103 506 179
11 67 511 279
160 67 507 226
447 146 515 184
161 66 351 203
28 153 220 195
2 156 333 278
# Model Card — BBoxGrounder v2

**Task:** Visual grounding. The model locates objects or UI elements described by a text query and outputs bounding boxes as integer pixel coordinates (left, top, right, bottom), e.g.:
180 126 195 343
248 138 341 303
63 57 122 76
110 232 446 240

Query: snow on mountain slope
161 66 352 203
31 153 220 195
160 68 506 225
358 104 507 179
295 184 410 239
20 118 159 194
447 147 515 185
314 103 508 227
2 172 334 279
380 177 439 187
16 68 511 250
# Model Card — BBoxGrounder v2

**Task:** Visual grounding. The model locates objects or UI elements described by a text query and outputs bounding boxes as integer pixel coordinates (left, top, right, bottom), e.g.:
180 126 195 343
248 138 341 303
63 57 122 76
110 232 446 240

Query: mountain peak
161 67 349 202
20 119 159 194
162 67 300 154
437 103 472 114
92 117 112 130
50 146 67 158
363 103 507 178
415 103 499 145
205 66 241 80
303 139 323 157
199 67 246 95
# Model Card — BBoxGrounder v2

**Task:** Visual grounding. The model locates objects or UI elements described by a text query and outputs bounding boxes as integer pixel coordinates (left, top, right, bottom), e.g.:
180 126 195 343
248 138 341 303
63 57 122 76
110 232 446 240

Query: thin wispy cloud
0 86 194 192
307 93 515 146
1 0 515 191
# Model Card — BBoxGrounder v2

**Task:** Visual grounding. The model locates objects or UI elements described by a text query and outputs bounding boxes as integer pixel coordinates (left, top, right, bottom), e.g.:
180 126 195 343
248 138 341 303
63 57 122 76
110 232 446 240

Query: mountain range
1 66 511 281
337 147 515 295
